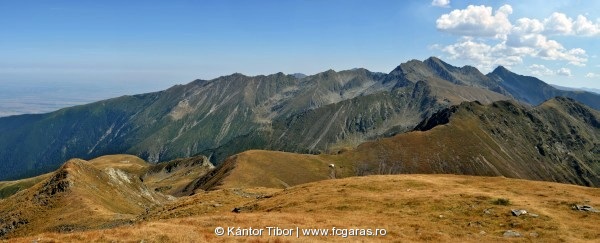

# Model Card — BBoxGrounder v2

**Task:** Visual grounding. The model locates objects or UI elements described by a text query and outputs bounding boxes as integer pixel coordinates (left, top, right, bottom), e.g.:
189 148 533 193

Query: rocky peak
491 66 513 76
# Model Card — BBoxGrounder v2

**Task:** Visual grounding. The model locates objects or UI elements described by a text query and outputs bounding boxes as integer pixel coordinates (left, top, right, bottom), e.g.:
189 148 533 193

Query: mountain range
0 57 599 182
186 97 599 191
1 57 600 241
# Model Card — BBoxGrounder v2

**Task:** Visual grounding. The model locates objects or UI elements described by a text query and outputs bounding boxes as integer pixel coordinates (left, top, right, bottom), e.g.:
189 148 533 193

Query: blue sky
1 0 599 91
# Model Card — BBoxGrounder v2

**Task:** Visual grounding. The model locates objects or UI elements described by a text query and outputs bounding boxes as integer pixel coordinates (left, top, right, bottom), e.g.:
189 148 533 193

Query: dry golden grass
0 173 51 199
9 174 599 242
88 155 149 174
214 150 335 189
0 155 171 238
192 149 371 193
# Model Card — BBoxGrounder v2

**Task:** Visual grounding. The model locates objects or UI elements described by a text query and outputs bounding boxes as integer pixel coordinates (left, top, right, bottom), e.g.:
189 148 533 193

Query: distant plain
0 81 169 117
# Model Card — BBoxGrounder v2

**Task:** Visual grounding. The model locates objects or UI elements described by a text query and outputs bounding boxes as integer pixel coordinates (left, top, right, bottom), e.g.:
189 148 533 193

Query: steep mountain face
487 66 600 110
190 98 600 191
0 57 597 181
391 57 508 94
0 59 505 180
392 58 600 110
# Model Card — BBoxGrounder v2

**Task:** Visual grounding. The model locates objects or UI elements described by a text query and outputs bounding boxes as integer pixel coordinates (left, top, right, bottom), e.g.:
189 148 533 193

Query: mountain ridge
185 97 600 191
487 66 600 110
0 154 215 238
0 57 599 180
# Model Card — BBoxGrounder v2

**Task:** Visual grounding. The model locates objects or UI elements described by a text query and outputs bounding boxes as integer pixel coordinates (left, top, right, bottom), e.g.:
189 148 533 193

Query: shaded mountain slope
142 155 214 196
191 98 599 191
335 97 600 186
488 66 600 110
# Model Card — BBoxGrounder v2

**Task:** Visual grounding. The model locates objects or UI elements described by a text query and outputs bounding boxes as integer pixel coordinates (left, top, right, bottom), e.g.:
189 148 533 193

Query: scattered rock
483 208 493 214
529 232 539 237
511 209 527 216
479 231 486 235
213 203 222 207
438 215 444 218
232 207 241 213
468 221 482 227
509 222 521 228
503 230 522 238
572 205 600 213
528 213 539 217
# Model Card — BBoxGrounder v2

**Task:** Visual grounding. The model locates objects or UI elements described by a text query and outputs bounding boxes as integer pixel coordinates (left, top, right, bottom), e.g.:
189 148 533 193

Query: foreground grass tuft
492 198 511 206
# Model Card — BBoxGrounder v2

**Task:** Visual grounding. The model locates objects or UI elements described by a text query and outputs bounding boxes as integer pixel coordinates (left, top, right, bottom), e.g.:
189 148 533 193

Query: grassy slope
213 151 333 189
189 98 599 192
10 174 600 242
0 173 51 199
328 98 600 186
0 155 166 238
0 154 214 238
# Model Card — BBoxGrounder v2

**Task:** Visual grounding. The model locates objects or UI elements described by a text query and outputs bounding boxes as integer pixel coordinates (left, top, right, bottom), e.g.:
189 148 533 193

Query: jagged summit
423 56 455 70
491 65 511 74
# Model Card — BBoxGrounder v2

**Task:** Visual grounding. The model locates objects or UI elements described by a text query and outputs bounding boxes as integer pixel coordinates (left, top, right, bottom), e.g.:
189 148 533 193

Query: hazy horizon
2 61 600 117
0 80 172 117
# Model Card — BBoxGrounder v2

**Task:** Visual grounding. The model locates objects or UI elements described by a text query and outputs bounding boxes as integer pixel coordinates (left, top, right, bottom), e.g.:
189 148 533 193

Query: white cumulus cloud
436 5 513 39
543 13 600 36
543 12 574 35
431 0 450 8
573 15 600 36
441 39 522 71
435 4 594 70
